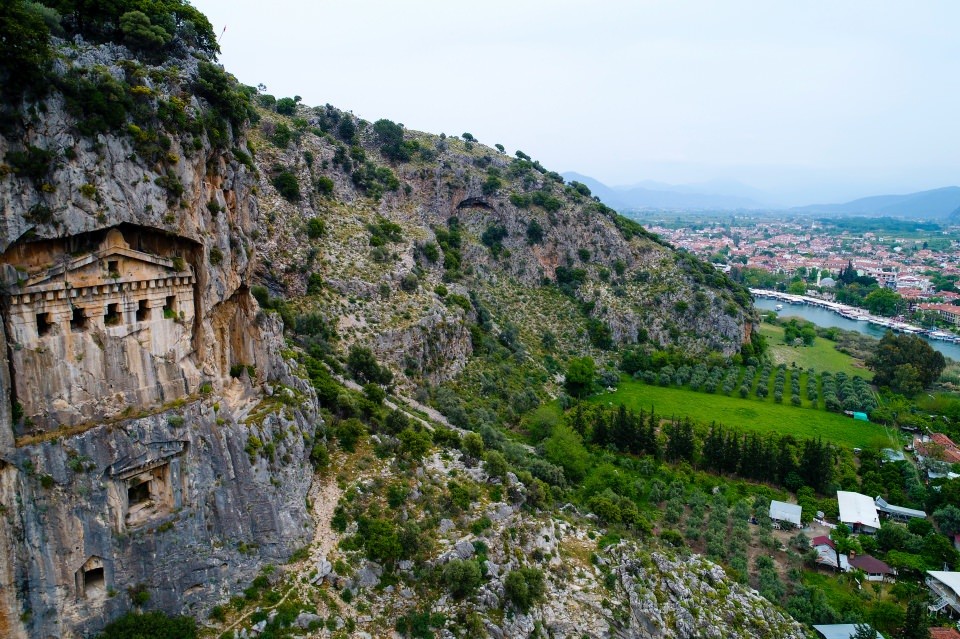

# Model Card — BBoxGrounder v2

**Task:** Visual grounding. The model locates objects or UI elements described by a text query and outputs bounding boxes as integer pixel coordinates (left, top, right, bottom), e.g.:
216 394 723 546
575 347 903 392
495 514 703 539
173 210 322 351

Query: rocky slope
0 5 786 639
248 104 757 387
214 444 807 639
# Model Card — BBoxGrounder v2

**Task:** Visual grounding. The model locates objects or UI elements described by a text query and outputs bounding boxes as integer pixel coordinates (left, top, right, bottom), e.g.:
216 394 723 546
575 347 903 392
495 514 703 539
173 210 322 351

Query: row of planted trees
568 404 836 494
630 358 877 415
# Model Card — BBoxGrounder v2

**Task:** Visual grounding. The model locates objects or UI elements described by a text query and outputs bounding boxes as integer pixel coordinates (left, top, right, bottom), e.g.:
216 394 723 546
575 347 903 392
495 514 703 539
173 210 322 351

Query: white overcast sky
192 1 960 205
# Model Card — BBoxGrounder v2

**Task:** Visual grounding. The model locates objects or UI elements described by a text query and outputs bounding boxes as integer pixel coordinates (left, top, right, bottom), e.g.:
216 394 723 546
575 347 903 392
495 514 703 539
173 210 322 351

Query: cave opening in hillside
35 312 51 336
84 568 104 593
127 479 150 507
70 307 87 331
136 299 150 322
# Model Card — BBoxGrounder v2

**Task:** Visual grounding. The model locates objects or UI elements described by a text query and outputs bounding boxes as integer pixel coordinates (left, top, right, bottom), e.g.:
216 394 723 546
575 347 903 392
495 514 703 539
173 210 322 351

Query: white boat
775 304 783 311
855 315 870 321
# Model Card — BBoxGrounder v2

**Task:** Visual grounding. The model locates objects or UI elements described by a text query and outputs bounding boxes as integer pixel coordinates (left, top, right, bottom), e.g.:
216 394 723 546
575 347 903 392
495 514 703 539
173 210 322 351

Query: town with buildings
643 216 960 329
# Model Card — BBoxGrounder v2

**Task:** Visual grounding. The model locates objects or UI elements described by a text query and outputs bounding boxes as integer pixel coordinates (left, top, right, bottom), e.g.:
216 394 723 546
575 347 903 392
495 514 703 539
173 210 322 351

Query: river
753 298 960 361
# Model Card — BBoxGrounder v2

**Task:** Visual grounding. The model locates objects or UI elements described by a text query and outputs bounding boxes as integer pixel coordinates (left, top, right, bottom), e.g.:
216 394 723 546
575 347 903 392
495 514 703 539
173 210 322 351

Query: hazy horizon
192 0 960 206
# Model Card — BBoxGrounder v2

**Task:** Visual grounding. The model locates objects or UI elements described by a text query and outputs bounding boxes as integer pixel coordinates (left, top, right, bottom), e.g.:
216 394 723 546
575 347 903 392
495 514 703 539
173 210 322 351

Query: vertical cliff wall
0 39 317 638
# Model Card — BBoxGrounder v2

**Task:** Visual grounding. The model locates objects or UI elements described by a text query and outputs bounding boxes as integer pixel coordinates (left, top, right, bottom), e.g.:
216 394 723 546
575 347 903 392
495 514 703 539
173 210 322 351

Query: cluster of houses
769 492 905 582
915 433 960 480
767 489 960 637
812 625 960 639
769 489 959 599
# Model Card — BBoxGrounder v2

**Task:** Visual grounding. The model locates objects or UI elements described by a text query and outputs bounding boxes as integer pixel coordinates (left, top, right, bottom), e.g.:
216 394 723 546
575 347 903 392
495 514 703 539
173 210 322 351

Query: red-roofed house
812 535 835 550
915 433 960 465
849 554 896 582
930 627 960 639
918 304 960 326
812 536 849 571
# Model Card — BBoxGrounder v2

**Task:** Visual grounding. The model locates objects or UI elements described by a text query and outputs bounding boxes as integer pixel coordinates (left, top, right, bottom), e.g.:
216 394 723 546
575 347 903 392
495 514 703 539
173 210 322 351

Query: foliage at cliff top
1 1 217 106
1 1 257 232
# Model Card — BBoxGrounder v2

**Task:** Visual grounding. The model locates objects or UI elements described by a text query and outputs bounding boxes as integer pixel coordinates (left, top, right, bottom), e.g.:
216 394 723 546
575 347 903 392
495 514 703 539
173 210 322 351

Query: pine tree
591 410 608 447
899 598 930 639
703 424 723 473
722 430 742 475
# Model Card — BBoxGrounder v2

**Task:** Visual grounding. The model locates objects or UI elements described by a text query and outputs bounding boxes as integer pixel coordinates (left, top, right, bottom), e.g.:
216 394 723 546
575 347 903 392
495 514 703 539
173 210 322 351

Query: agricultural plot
593 378 892 450
758 323 865 378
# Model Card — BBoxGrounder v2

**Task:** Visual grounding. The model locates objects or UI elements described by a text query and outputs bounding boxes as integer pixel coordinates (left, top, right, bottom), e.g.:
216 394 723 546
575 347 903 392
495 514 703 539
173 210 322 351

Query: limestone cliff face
0 40 316 638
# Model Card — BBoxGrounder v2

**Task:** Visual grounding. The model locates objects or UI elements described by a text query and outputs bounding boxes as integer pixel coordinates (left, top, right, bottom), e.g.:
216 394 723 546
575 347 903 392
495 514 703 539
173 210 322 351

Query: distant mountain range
563 172 960 219
561 172 771 211
790 186 960 219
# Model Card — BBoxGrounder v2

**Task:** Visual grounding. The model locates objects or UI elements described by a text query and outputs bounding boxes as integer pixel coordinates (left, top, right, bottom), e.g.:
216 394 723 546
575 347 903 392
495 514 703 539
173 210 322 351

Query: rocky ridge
0 15 788 639
248 104 758 387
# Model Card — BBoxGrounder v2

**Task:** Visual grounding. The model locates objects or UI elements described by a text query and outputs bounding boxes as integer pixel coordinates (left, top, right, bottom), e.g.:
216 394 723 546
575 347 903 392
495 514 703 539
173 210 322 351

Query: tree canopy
867 332 945 396
96 611 196 639
564 356 595 398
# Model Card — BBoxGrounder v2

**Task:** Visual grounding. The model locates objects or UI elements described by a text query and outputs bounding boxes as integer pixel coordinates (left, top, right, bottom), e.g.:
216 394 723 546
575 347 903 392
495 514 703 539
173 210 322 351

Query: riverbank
751 293 960 361
750 289 960 343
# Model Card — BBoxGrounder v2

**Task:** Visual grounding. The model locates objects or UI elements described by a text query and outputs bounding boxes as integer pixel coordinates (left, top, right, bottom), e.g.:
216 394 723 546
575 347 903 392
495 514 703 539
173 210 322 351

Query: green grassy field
592 378 894 449
759 322 865 378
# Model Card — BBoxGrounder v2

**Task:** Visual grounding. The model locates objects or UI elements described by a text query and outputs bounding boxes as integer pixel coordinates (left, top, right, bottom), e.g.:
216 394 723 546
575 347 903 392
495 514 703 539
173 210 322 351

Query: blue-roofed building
875 496 927 522
881 448 906 463
813 623 885 639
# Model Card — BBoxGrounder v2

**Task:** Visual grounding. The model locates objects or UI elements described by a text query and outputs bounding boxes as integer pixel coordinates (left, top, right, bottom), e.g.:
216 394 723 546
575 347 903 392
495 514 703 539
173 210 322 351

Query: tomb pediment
107 440 187 479
15 229 191 295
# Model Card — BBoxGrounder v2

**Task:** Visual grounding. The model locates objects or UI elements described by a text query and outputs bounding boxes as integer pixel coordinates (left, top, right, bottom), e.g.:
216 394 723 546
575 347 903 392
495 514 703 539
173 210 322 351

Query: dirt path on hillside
310 476 342 562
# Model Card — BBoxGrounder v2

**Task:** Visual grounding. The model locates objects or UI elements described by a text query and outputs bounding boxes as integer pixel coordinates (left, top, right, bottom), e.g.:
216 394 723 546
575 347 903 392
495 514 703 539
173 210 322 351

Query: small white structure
837 491 881 534
769 500 802 528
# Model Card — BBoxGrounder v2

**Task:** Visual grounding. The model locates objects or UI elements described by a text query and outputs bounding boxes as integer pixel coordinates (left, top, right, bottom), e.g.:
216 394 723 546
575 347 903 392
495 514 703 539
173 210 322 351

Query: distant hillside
793 186 960 219
562 172 769 211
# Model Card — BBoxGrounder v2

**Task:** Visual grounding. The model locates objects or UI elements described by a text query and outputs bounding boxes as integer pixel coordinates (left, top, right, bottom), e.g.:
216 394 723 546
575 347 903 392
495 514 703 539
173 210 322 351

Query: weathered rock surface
0 39 318 638
277 449 807 639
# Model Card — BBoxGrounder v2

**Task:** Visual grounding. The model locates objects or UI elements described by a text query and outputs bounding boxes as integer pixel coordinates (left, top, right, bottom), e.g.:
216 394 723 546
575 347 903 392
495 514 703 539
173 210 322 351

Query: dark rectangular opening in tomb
164 295 176 318
107 260 119 275
104 303 121 326
127 479 150 507
124 462 174 528
70 307 87 331
136 299 150 322
35 312 51 336
82 567 104 597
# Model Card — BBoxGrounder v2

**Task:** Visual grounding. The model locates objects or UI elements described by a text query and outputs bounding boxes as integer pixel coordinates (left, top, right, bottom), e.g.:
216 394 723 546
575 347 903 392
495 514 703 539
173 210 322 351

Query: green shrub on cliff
96 611 196 639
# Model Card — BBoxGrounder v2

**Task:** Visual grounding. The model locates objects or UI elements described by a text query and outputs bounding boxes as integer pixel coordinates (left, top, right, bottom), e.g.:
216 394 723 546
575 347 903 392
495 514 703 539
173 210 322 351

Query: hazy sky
192 1 960 205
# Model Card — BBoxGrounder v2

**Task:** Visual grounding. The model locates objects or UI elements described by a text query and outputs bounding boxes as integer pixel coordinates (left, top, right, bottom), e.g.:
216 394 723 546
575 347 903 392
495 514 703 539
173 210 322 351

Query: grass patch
760 322 871 378
801 571 868 618
593 378 893 449
759 322 865 378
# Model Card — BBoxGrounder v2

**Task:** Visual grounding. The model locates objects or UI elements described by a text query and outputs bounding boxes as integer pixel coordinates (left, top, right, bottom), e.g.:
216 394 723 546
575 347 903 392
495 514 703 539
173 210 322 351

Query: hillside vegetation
1 3 951 639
